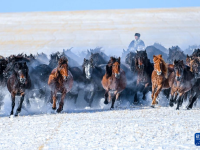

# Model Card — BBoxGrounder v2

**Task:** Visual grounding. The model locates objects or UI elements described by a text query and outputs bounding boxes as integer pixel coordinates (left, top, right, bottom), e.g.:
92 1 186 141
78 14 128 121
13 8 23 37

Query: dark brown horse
101 57 126 109
48 56 73 113
133 50 153 103
169 60 195 110
185 56 200 109
7 62 31 116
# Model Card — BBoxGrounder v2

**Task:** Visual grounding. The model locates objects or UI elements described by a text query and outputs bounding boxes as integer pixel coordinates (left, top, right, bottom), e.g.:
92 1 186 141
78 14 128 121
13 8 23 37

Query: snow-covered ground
0 90 200 149
0 106 200 149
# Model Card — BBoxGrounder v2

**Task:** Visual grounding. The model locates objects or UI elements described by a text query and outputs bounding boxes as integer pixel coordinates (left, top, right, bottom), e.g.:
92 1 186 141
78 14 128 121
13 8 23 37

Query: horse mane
106 57 120 78
153 55 168 78
58 56 68 65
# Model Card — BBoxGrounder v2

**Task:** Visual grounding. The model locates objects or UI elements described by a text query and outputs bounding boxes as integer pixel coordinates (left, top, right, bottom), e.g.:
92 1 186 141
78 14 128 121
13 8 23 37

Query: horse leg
179 95 184 107
15 93 25 116
84 91 89 103
104 91 109 104
133 92 138 104
151 84 156 101
88 91 95 107
169 89 175 107
49 91 53 104
10 92 15 116
57 91 66 113
151 85 162 107
186 94 197 110
25 91 31 108
176 94 183 110
52 92 57 110
110 94 116 109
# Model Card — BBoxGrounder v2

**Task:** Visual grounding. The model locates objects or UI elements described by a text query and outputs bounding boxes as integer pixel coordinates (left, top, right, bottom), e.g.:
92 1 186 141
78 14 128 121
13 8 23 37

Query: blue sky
0 0 200 13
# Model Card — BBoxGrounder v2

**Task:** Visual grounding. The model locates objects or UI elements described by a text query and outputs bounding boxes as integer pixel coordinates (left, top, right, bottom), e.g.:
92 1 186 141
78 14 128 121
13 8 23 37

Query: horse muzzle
20 78 26 84
63 75 69 81
195 72 200 79
115 73 120 79
86 75 91 79
138 65 144 69
157 71 162 75
176 76 181 81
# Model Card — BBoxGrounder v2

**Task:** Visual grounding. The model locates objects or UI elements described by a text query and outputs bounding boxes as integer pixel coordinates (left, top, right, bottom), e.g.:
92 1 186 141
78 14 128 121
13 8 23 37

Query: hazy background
0 0 200 56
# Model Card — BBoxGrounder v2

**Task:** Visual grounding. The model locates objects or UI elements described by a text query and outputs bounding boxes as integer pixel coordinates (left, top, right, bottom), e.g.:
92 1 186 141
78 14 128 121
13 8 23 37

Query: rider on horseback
128 33 145 51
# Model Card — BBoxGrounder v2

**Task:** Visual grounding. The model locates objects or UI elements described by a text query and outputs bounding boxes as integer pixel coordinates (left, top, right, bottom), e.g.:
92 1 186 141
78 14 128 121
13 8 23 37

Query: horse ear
136 50 138 53
84 58 86 62
158 54 162 58
118 57 120 63
181 60 184 65
174 59 177 64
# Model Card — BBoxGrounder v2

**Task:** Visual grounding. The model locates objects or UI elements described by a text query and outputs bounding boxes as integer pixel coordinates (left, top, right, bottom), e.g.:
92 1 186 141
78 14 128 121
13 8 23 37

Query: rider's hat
135 33 140 37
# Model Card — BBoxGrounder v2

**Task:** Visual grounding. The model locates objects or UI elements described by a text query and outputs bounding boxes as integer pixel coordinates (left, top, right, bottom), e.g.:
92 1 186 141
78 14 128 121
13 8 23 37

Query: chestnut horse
48 56 73 113
7 62 31 116
101 57 126 109
151 55 174 107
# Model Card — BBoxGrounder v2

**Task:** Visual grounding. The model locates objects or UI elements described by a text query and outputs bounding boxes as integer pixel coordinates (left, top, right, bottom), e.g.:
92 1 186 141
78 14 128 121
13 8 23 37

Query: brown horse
151 55 170 106
48 56 73 113
151 55 175 106
101 57 126 109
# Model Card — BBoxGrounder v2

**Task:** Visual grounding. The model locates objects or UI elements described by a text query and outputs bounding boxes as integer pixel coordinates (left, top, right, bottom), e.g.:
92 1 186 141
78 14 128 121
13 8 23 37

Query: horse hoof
15 111 20 117
142 96 146 100
52 107 56 110
169 102 174 107
151 105 155 108
186 106 192 110
104 100 108 105
176 108 179 110
57 107 63 113
110 107 114 110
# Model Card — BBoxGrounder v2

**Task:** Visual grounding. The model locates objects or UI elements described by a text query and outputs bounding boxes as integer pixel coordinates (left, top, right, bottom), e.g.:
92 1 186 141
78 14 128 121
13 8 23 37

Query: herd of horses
0 46 200 117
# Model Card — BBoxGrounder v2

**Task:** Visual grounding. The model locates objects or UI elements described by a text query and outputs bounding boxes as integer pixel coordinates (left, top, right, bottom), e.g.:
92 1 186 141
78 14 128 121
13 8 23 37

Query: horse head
125 52 136 72
135 50 148 70
153 55 168 77
57 56 69 81
174 60 184 81
82 58 94 79
14 62 29 84
112 57 121 79
189 57 200 78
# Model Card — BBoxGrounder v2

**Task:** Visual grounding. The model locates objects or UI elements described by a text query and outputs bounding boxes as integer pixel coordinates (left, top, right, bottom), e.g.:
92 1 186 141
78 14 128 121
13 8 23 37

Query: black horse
133 50 153 103
7 62 31 116
82 58 105 107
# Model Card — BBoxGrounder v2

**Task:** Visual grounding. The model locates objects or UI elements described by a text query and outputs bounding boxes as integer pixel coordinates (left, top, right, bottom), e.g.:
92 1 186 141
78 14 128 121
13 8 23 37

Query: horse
151 55 174 107
167 46 186 64
169 60 195 110
145 46 168 63
0 56 8 86
48 56 73 113
125 52 136 72
7 62 31 116
133 50 153 103
185 57 200 109
82 58 104 107
101 57 126 109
